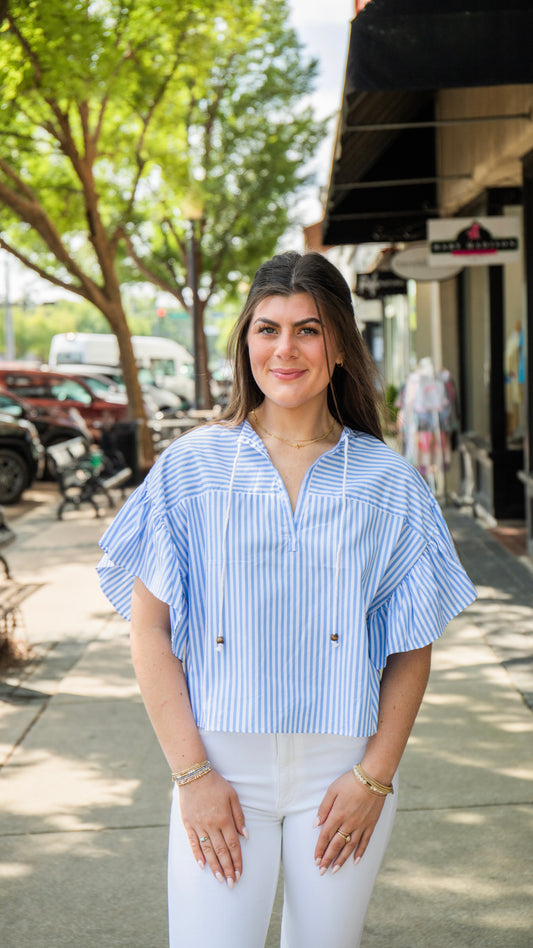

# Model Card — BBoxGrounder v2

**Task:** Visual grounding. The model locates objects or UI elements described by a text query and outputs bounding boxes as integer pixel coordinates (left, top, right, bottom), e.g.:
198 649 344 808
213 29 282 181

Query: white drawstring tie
330 434 348 647
217 434 243 650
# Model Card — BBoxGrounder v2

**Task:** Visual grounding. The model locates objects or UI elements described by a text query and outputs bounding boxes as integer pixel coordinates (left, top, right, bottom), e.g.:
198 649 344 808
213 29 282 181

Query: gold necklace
251 409 336 449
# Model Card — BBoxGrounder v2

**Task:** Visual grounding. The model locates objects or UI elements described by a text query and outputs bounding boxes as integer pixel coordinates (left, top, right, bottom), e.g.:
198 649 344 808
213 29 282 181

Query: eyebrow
251 316 322 328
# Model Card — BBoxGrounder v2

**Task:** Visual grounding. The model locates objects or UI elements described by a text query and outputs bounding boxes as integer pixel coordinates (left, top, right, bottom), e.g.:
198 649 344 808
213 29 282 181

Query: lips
270 368 306 380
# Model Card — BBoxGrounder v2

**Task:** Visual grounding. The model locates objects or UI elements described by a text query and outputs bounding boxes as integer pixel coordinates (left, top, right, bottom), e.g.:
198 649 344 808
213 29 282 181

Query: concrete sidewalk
0 488 532 947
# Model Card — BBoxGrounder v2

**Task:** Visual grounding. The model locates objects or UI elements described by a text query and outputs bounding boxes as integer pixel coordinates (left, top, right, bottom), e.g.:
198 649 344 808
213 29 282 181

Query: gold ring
336 829 351 843
199 836 209 843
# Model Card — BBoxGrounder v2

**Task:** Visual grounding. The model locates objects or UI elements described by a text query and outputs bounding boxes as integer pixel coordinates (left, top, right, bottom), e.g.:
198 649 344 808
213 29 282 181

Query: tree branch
0 130 35 143
14 100 63 147
121 41 186 225
123 234 187 310
92 42 135 148
40 100 121 295
78 100 93 163
7 15 42 85
0 176 105 304
203 56 235 171
0 156 38 203
163 217 188 267
0 237 85 298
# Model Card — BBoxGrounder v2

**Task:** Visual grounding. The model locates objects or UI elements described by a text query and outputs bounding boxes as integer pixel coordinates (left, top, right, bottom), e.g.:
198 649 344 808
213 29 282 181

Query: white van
48 332 195 404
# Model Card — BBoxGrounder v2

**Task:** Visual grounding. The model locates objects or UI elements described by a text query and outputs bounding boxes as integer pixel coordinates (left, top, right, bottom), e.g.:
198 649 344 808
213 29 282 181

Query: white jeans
168 732 398 948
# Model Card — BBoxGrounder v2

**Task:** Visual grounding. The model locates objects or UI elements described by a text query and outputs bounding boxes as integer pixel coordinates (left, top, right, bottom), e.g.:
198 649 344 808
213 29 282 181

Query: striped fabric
97 422 476 737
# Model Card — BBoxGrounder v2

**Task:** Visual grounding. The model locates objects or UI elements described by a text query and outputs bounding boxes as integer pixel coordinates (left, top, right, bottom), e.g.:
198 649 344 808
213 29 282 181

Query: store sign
355 270 407 300
428 217 520 266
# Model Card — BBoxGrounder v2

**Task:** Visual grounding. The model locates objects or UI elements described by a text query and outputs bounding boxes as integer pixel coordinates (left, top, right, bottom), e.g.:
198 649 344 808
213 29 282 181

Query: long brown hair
221 251 384 440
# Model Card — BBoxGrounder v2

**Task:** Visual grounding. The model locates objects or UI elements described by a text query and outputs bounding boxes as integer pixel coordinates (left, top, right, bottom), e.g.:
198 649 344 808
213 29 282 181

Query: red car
0 366 128 440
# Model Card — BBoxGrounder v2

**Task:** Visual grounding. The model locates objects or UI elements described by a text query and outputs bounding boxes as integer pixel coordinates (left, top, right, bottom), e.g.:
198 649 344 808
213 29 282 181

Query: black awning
322 1 533 246
323 90 437 245
348 0 533 92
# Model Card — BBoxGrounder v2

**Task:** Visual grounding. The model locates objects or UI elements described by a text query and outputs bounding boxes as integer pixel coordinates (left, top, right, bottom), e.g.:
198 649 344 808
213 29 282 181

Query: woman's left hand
313 770 387 873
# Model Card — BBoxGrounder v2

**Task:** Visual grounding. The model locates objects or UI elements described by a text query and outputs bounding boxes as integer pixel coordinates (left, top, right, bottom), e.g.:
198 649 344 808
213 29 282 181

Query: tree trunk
186 228 213 410
106 301 154 473
192 294 213 410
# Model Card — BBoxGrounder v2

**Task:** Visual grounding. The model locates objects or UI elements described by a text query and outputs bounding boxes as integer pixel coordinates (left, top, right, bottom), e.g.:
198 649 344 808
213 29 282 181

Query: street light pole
188 218 203 410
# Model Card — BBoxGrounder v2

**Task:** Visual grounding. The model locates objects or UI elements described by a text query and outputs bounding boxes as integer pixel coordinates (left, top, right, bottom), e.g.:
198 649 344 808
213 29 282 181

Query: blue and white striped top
97 422 476 737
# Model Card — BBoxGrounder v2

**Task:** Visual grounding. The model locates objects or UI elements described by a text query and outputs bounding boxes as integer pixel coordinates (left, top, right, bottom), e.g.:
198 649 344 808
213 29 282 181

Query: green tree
0 1 322 449
123 0 323 407
0 0 219 464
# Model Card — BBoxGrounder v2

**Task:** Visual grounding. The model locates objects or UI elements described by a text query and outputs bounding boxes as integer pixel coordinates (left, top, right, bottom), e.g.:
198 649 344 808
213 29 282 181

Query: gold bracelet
171 759 209 779
171 760 212 785
352 762 393 797
174 764 212 786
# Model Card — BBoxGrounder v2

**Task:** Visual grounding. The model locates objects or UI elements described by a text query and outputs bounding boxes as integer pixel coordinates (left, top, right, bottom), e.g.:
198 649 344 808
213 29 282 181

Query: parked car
51 366 165 417
0 388 92 478
0 387 91 449
0 366 128 440
51 362 185 414
0 413 45 504
48 332 195 404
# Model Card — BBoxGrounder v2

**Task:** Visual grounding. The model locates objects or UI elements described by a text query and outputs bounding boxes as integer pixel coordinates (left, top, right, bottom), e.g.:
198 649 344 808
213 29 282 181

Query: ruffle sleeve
367 498 476 670
96 482 187 625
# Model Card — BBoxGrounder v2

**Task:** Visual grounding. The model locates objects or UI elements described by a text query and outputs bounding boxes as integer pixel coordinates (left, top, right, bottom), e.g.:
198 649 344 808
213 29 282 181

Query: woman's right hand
130 582 247 885
179 769 248 887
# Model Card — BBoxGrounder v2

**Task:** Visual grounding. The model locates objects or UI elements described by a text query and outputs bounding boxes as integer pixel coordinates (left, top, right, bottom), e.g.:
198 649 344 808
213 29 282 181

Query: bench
0 509 42 660
46 437 132 520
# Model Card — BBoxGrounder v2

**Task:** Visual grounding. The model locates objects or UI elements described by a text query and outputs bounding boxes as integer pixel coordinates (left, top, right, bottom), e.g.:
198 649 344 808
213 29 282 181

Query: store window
383 293 414 390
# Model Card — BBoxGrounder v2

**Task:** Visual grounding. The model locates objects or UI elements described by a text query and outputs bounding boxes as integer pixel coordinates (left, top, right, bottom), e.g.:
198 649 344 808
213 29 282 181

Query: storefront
447 195 526 520
322 0 533 546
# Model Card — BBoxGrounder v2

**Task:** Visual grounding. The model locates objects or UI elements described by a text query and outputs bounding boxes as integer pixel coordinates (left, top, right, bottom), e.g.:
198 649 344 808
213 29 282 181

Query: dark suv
0 414 45 504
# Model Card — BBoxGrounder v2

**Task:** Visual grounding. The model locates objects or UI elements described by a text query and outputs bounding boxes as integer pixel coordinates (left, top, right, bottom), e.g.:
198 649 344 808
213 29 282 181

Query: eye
299 325 320 336
256 325 277 335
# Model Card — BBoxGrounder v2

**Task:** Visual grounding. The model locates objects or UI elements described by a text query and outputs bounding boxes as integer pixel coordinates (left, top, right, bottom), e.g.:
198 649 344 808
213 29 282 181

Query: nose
275 328 298 359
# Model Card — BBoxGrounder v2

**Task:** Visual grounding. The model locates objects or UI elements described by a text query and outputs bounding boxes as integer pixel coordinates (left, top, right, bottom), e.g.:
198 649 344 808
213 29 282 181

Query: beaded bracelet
352 762 393 797
171 760 212 786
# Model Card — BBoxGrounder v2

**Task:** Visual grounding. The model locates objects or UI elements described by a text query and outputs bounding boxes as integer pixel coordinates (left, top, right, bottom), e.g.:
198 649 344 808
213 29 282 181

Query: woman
97 251 476 947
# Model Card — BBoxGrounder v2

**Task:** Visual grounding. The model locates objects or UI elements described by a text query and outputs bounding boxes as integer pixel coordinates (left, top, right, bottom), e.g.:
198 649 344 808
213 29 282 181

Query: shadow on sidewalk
445 508 533 711
363 611 533 948
0 631 169 947
2 610 532 948
1 503 532 947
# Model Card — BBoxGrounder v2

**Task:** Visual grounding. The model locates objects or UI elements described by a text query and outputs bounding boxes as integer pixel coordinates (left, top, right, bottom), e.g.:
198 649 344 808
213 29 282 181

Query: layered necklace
251 409 336 449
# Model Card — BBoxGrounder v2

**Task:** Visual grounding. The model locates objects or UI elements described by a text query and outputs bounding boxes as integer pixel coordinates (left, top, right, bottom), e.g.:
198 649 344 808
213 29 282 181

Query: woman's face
246 293 341 412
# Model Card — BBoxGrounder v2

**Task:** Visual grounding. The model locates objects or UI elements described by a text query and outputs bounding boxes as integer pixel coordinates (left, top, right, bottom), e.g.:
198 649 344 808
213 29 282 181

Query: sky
287 0 353 228
3 1 353 303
